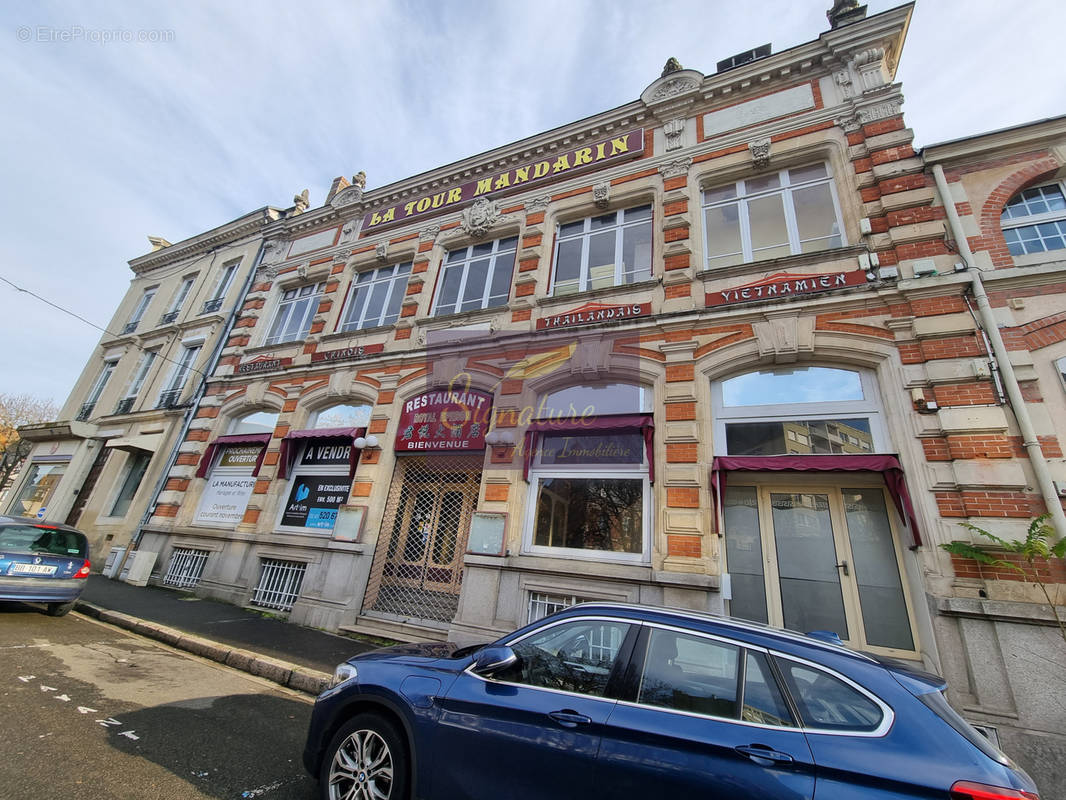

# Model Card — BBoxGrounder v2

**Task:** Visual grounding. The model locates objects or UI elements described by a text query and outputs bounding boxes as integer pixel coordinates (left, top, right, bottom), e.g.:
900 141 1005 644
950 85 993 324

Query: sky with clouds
2 0 1064 409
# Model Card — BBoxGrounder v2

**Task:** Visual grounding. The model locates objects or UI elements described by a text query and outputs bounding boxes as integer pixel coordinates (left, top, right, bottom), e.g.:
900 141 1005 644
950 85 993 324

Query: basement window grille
528 591 593 623
250 558 307 612
162 547 210 589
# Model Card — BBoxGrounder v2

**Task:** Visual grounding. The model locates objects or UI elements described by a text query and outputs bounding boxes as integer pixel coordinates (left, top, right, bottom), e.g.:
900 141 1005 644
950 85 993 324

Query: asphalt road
0 603 318 800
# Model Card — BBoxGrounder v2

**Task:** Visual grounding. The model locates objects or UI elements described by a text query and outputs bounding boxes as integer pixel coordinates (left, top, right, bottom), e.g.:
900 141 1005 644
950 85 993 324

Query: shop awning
278 427 367 479
522 413 655 483
195 433 272 478
105 433 164 454
710 454 922 548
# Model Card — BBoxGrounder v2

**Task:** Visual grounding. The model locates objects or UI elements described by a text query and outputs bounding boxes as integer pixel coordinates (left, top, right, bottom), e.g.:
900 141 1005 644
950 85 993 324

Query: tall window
266 282 325 345
108 451 151 517
230 410 279 435
434 237 517 315
157 344 201 408
203 258 241 313
1000 182 1066 256
551 205 652 296
702 163 845 269
338 263 410 332
123 287 157 333
78 360 118 420
115 351 157 414
526 383 651 562
162 275 196 323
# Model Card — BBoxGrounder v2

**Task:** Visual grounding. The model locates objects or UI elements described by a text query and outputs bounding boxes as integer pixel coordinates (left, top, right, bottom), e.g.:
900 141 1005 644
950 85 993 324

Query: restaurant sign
705 270 870 308
395 388 493 452
537 301 651 331
236 355 293 374
310 342 385 364
363 129 645 232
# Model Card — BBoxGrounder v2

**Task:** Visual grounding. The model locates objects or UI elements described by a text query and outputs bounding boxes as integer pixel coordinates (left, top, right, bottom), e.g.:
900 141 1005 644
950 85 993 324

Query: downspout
112 216 273 579
930 163 1066 538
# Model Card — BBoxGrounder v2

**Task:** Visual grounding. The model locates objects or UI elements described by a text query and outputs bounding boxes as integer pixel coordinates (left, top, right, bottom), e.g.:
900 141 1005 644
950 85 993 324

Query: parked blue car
303 603 1040 800
0 515 91 616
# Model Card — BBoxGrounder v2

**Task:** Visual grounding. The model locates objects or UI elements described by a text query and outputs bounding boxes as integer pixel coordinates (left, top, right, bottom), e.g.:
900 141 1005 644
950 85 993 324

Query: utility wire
0 274 209 379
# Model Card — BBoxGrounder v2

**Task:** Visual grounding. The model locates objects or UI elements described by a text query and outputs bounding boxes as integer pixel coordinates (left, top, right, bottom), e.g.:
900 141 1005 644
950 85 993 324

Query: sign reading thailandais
705 270 870 308
362 129 645 232
537 301 651 331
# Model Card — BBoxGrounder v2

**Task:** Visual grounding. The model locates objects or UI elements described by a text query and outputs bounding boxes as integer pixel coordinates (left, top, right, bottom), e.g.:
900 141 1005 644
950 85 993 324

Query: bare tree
0 393 60 496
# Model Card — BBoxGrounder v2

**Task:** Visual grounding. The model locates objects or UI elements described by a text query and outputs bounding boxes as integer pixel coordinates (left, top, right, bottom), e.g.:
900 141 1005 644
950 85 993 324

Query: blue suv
303 603 1040 799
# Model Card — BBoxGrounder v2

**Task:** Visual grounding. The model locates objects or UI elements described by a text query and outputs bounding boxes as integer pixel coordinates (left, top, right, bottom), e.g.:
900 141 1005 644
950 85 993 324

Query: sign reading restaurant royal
362 129 645 232
536 301 651 331
705 270 870 308
395 388 493 452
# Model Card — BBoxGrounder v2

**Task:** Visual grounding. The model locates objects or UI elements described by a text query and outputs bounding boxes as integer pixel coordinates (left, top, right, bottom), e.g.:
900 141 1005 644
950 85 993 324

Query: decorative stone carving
664 118 685 152
749 137 771 169
652 77 700 101
661 57 683 78
296 263 309 280
375 242 388 263
526 195 551 213
461 198 500 238
852 47 887 92
753 313 815 363
340 220 357 242
257 263 279 281
852 47 884 67
593 182 610 209
333 249 352 264
352 171 366 189
418 224 441 243
856 99 903 125
329 185 364 209
262 239 286 265
836 113 862 133
292 189 310 215
834 70 854 99
827 0 865 28
658 158 692 180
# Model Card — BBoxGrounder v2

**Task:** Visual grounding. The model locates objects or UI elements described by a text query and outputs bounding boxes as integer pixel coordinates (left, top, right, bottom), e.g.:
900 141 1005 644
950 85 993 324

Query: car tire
320 712 409 800
46 601 75 617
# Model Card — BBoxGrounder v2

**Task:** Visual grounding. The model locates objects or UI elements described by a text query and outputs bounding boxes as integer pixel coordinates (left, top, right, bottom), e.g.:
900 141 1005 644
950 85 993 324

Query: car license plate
10 563 57 576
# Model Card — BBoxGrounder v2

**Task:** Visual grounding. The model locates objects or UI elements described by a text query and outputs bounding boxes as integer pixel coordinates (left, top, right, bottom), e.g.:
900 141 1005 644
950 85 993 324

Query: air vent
716 43 771 73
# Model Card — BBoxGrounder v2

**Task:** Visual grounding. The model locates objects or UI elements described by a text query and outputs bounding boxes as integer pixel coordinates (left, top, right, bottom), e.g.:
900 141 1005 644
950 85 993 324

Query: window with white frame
1000 182 1066 256
203 258 241 313
712 367 885 456
123 287 157 333
338 263 411 332
526 383 651 561
115 351 157 414
702 163 845 269
163 275 196 322
434 237 517 315
551 205 652 296
229 410 279 435
8 461 67 517
107 451 151 517
312 403 372 429
265 282 325 345
78 360 118 420
157 344 201 407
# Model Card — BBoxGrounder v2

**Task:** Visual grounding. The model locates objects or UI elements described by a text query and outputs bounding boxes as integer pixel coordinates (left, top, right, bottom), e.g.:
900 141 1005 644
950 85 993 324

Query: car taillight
74 560 90 579
950 780 1040 800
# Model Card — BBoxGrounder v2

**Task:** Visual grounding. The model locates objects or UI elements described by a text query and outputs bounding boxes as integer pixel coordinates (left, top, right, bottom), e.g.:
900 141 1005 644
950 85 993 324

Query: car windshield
0 525 88 557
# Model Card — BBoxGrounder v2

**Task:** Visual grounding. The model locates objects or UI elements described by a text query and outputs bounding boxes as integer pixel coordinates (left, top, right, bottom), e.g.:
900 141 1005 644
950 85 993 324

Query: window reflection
722 367 863 407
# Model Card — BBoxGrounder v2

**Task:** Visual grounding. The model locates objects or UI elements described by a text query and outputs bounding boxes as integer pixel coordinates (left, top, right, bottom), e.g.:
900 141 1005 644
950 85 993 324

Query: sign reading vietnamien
362 129 645 232
705 270 870 308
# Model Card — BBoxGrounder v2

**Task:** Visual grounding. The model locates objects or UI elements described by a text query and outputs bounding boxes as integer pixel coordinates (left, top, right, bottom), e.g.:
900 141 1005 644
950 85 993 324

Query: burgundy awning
278 427 366 479
710 454 922 548
522 413 655 483
195 433 272 479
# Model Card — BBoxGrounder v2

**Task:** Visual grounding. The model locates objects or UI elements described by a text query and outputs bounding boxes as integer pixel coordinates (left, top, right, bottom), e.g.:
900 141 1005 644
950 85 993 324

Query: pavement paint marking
119 730 140 740
96 718 122 727
39 685 57 692
77 706 98 714
241 780 285 797
54 694 71 702
17 675 36 682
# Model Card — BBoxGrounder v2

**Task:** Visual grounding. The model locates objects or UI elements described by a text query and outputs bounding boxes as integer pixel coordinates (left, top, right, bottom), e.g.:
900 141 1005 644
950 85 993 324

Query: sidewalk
76 575 383 695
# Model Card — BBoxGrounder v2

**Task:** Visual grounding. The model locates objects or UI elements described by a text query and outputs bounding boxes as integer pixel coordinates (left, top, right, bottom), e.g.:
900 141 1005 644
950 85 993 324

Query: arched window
1001 182 1066 256
311 403 372 429
229 410 279 435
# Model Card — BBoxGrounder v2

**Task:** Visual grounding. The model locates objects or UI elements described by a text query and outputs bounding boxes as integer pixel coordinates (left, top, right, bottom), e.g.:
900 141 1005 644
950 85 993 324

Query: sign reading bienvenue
362 129 645 232
705 270 870 308
537 301 651 331
395 389 493 452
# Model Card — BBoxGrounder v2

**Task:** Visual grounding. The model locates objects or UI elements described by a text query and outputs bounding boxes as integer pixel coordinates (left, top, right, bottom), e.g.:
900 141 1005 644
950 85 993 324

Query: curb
75 600 331 696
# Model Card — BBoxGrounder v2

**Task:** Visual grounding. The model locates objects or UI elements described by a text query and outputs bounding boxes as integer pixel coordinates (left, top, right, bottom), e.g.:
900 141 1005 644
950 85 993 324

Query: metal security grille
162 547 210 588
528 591 591 623
250 559 307 611
364 454 482 624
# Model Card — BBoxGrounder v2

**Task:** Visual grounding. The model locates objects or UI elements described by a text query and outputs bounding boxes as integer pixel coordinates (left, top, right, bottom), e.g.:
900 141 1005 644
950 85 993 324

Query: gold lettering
475 177 494 196
416 197 431 213
447 186 463 204
552 155 572 174
494 173 511 190
609 136 630 156
369 211 383 227
431 191 447 209
403 200 418 216
595 142 607 160
573 147 592 166
514 166 530 184
380 207 395 224
533 161 550 179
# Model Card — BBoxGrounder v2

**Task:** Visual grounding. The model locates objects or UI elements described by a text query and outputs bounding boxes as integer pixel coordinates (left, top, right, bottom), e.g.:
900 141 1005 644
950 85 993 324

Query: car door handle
548 710 592 727
735 744 795 765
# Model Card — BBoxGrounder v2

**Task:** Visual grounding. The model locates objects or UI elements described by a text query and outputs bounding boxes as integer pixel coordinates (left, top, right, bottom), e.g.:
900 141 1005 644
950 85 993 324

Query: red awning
195 433 272 479
523 413 655 483
710 454 922 548
278 427 366 479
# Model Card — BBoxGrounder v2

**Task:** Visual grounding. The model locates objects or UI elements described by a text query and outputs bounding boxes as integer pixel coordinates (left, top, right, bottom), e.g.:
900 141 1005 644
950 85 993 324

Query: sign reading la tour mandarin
362 129 645 232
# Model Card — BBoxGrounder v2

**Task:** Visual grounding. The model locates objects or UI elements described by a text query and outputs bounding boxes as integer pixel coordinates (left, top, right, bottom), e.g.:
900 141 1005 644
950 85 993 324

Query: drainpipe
930 163 1066 538
112 216 273 579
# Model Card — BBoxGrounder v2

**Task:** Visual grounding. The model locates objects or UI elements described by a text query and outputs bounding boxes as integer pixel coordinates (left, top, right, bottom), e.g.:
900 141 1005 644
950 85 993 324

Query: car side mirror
471 645 517 678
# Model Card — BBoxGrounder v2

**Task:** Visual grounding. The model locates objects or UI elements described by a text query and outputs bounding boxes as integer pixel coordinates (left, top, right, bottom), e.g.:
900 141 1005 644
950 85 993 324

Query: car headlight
330 662 358 689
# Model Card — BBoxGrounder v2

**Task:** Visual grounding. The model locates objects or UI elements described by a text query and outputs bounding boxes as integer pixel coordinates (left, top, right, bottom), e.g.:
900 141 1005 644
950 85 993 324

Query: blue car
0 516 91 616
303 603 1040 800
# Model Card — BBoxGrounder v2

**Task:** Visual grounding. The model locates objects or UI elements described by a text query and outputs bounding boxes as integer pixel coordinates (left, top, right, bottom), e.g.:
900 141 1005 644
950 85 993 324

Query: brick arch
976 155 1062 268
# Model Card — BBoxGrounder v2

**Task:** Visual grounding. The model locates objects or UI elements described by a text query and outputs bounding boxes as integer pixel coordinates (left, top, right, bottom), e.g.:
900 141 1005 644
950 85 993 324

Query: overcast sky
2 0 1064 409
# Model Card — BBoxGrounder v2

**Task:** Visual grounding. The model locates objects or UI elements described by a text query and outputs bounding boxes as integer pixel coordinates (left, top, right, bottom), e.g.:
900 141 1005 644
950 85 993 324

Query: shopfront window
551 205 652 296
8 462 67 518
229 411 279 435
434 237 516 316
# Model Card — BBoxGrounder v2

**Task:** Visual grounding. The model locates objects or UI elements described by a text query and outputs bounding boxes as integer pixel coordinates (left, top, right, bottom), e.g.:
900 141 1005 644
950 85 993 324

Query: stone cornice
128 207 282 274
922 114 1066 167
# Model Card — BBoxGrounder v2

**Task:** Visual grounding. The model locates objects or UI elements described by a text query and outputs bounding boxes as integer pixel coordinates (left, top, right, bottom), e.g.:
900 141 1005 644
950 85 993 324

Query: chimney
326 176 350 204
